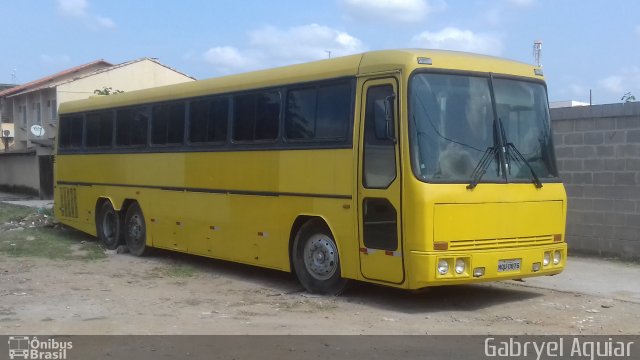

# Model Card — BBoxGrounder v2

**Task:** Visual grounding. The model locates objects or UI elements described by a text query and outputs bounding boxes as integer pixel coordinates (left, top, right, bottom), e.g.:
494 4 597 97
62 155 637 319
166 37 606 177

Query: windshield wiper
467 145 499 190
468 114 502 190
498 118 543 188
504 142 543 188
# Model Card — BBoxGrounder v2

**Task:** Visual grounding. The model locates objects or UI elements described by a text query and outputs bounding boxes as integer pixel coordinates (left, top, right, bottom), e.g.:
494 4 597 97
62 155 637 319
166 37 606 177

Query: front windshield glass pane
493 78 558 180
409 73 501 182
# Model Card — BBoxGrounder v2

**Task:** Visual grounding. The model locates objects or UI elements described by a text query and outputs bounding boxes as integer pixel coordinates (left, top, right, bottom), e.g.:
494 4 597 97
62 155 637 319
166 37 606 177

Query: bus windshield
409 72 558 183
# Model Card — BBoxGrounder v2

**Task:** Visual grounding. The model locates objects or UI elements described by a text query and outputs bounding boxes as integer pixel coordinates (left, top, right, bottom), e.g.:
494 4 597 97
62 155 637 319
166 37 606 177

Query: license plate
498 259 521 272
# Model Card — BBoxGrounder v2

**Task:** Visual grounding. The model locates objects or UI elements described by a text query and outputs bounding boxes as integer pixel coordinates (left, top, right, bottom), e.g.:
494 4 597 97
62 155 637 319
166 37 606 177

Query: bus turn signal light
434 242 448 251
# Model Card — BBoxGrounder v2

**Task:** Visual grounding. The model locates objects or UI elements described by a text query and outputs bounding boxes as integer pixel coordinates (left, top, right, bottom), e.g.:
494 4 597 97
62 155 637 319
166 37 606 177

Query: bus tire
96 201 121 250
124 202 151 257
292 219 348 295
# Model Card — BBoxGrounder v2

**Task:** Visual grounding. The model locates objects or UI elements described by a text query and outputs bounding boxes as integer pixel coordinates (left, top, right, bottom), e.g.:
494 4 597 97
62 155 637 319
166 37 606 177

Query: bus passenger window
116 107 149 147
152 102 185 145
58 115 84 148
85 111 113 148
286 87 316 139
285 82 350 141
189 97 228 143
233 92 280 142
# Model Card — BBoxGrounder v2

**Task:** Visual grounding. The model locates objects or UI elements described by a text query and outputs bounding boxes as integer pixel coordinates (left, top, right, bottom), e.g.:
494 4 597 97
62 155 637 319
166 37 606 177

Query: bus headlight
543 252 551 266
553 250 562 265
455 258 465 274
437 259 449 275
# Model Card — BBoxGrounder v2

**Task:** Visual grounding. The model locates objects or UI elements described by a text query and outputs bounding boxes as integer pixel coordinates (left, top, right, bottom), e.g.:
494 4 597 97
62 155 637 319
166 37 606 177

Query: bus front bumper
407 243 567 289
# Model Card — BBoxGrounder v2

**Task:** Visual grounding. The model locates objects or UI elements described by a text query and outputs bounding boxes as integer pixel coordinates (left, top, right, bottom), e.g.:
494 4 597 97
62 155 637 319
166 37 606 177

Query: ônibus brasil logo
8 336 72 360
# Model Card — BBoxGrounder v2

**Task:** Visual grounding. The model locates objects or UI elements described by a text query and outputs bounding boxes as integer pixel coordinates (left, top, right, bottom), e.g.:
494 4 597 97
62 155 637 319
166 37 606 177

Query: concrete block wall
551 102 640 259
0 151 39 196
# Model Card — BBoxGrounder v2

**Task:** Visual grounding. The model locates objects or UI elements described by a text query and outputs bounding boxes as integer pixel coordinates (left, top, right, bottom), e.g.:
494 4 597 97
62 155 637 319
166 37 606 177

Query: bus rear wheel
292 219 348 295
124 202 151 257
96 201 121 250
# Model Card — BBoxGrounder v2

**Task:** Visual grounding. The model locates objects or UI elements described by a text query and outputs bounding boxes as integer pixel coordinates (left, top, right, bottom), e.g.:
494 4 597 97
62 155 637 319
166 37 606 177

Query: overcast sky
2 0 639 104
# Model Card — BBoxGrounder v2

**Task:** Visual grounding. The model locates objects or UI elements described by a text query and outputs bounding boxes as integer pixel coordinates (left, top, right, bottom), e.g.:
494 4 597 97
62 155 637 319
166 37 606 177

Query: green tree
621 92 636 103
94 87 124 95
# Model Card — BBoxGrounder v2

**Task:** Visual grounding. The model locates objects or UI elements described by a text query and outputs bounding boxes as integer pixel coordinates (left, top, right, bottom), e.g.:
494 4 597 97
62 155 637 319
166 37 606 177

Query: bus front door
357 78 404 284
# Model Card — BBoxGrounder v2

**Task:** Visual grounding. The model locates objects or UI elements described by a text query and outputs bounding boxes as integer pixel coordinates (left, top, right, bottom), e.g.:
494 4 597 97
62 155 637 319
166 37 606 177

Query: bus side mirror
384 94 396 143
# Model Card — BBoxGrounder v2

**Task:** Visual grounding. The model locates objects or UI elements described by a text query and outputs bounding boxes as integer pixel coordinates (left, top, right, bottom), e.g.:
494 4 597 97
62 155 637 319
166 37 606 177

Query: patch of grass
0 202 105 261
0 227 106 261
153 263 199 278
0 202 34 223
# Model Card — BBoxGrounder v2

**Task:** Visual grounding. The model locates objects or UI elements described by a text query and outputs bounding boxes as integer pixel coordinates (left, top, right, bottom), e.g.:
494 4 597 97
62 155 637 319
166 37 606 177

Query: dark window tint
317 83 351 138
116 107 149 146
363 198 398 251
189 97 228 143
152 102 185 145
58 115 84 148
233 92 280 141
285 88 316 139
85 111 113 148
285 82 351 141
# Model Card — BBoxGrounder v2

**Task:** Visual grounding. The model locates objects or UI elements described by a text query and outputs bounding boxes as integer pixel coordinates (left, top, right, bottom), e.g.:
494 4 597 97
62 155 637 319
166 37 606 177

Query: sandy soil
1 246 639 335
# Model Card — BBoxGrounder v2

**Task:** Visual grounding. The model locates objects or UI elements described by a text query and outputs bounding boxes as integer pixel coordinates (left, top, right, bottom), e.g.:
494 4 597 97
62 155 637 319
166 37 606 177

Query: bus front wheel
292 219 348 295
96 201 121 250
124 202 151 257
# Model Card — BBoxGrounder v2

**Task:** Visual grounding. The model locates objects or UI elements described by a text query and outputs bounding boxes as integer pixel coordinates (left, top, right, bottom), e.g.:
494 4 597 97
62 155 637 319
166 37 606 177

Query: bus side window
59 115 84 148
285 81 350 141
116 107 149 147
363 85 396 189
152 102 186 145
85 111 113 148
189 97 229 144
233 92 280 142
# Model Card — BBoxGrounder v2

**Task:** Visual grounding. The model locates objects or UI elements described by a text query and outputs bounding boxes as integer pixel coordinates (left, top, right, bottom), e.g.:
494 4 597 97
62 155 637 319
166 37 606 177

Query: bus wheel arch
290 216 348 295
95 198 122 250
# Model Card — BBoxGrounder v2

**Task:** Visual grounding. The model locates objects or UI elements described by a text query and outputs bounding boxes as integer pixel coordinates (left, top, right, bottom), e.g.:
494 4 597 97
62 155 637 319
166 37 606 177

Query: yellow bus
54 49 566 294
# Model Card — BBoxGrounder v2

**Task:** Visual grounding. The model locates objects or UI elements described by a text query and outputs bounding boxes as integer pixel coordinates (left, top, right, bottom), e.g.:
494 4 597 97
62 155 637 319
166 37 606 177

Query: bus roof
59 49 542 114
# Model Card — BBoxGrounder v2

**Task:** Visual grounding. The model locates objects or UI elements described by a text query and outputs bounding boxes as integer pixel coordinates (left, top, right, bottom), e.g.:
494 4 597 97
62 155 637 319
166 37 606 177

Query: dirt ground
1 203 639 335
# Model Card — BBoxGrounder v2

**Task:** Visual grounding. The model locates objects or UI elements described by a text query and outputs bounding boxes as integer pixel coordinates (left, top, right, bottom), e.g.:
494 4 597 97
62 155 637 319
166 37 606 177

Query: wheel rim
127 213 144 248
101 209 117 243
303 234 338 280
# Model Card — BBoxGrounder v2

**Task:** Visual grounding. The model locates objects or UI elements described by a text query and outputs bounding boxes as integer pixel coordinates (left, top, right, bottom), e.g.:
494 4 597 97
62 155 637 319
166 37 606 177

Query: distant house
0 84 17 92
549 100 590 109
0 58 195 198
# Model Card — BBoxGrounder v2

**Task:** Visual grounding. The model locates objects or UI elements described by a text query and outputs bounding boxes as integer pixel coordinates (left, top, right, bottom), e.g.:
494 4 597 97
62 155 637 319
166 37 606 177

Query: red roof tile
0 59 112 98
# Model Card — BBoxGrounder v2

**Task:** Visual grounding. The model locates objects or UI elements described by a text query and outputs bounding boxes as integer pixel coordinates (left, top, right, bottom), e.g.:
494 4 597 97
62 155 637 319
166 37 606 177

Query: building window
21 106 27 126
51 100 57 122
36 103 41 125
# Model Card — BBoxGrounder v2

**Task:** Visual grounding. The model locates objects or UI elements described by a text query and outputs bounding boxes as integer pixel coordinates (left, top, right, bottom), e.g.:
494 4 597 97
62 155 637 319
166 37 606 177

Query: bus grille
59 187 78 218
449 235 555 251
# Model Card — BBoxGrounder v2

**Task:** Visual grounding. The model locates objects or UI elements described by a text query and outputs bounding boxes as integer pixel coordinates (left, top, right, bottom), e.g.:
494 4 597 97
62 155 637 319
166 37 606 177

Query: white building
0 58 194 198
